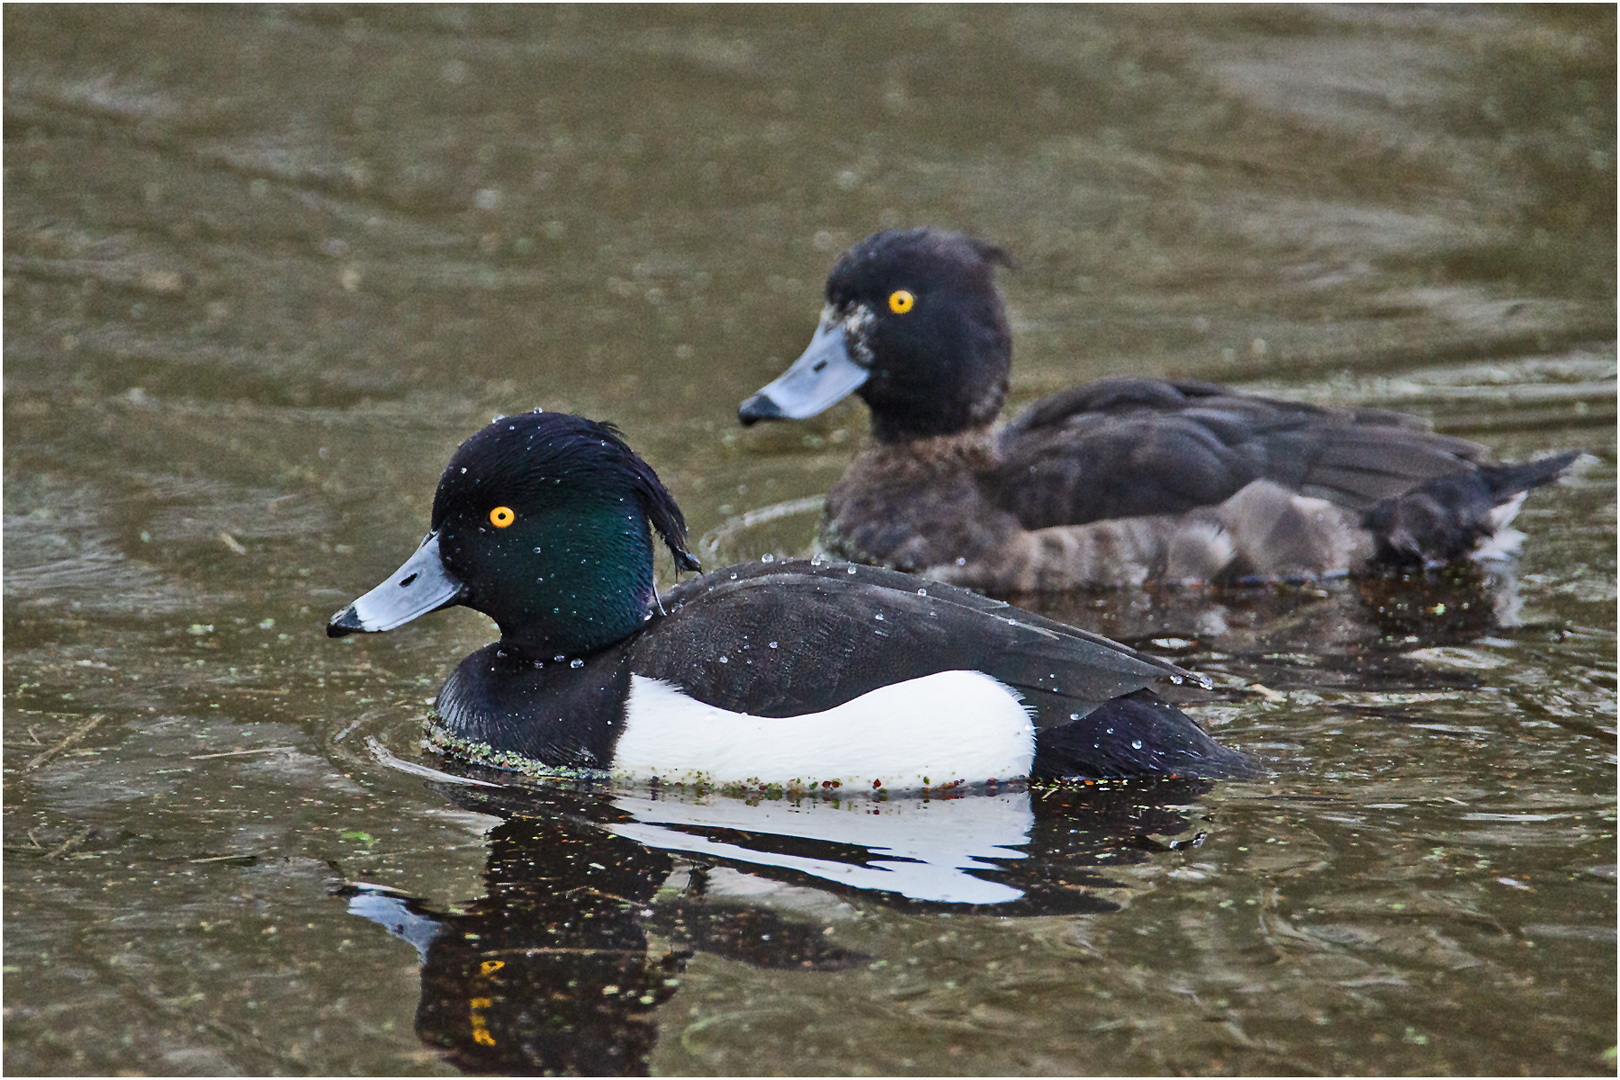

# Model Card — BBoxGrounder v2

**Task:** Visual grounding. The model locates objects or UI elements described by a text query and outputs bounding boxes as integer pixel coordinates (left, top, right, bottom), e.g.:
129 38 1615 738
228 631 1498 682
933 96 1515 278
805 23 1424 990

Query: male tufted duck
327 411 1245 788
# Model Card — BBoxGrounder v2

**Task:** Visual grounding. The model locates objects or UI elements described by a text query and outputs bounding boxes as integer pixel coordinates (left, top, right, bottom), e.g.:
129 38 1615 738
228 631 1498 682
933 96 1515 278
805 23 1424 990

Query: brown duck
739 228 1576 596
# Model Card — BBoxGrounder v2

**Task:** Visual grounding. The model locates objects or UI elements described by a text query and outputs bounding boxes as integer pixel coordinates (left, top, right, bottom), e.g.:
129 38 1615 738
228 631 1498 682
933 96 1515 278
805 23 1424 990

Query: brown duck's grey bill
326 532 465 638
738 320 869 425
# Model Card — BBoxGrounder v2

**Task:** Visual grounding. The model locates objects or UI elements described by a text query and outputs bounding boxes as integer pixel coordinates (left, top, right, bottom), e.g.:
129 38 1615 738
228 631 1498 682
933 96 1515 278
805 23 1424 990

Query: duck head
739 228 1016 443
328 412 700 658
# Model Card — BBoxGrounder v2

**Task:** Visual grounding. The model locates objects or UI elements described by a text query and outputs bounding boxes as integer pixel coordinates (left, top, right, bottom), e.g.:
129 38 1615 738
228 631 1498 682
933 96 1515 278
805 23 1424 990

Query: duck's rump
988 377 1491 529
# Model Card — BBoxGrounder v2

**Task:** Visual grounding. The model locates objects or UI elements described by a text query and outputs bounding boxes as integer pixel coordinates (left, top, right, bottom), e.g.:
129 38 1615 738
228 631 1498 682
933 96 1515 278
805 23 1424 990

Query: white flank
610 790 1034 904
614 670 1035 789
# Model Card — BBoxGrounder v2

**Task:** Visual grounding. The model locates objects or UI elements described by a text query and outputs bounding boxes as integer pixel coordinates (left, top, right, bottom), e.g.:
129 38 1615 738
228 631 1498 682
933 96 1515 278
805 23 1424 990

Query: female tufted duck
739 228 1576 595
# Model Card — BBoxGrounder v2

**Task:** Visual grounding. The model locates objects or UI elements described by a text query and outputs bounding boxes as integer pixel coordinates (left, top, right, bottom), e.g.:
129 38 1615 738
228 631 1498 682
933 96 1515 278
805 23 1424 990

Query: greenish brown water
4 6 1614 1075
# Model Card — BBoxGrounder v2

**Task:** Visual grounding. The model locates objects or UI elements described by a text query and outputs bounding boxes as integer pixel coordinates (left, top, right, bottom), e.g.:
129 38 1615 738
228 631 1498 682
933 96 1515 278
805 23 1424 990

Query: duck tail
1363 451 1579 567
1030 690 1250 781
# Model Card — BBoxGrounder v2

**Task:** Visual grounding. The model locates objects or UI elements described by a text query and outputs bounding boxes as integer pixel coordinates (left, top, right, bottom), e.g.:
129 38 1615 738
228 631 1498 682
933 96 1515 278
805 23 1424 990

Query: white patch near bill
614 670 1035 789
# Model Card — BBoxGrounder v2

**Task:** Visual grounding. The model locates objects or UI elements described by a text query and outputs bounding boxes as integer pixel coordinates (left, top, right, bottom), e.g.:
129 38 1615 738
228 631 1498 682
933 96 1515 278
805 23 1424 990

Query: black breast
434 642 635 769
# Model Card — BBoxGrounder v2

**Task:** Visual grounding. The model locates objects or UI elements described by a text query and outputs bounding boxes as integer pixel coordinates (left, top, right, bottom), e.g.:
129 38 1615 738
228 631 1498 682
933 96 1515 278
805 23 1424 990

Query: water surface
4 6 1614 1075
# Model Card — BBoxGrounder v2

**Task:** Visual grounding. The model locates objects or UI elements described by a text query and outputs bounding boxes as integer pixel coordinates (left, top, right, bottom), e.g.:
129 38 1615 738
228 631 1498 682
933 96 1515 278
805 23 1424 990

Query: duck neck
856 426 1000 472
495 507 658 660
864 376 1008 445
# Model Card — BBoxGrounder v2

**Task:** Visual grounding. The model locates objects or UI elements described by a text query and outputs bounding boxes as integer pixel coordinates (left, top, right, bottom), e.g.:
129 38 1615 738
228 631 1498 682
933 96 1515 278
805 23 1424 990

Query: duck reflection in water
338 776 1215 1075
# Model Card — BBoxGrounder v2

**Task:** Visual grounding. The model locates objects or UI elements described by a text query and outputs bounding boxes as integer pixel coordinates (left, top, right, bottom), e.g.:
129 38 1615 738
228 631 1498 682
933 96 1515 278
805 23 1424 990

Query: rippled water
4 6 1614 1075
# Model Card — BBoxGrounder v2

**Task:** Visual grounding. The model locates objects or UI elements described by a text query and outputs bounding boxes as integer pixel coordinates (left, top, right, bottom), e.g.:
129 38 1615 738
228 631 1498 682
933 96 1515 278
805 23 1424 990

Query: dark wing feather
642 561 1197 727
1264 425 1490 509
989 377 1491 526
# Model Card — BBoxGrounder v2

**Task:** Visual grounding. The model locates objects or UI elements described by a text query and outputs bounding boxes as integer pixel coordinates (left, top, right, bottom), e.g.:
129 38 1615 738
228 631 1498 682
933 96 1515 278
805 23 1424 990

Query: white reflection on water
610 791 1034 904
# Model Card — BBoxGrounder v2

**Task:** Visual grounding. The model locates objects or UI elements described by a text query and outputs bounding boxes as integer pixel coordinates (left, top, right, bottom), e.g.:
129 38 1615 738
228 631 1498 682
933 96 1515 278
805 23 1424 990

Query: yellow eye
888 289 915 314
489 506 515 528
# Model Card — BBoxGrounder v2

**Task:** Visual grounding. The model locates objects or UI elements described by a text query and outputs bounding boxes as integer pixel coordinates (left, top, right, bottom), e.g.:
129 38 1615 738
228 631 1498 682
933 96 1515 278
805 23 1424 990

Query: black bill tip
737 393 785 426
326 605 365 638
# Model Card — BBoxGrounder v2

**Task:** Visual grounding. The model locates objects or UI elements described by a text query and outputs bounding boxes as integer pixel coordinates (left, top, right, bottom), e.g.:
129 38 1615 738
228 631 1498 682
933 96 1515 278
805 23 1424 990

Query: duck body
328 411 1244 788
739 229 1576 595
